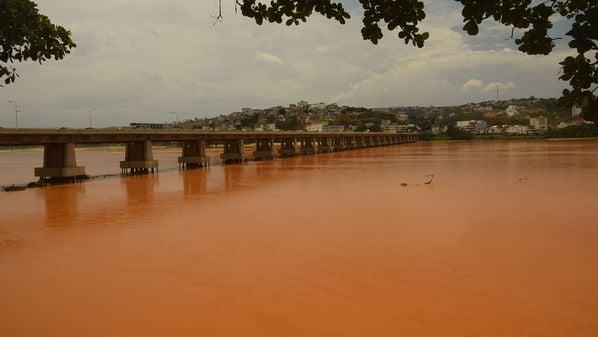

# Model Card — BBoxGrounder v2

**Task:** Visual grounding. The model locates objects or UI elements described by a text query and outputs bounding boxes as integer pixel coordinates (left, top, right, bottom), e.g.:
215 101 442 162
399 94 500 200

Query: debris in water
3 185 26 192
424 175 435 184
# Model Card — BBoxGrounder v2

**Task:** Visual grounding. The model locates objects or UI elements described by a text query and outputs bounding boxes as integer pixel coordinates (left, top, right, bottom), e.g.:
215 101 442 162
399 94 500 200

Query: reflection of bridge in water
0 130 418 182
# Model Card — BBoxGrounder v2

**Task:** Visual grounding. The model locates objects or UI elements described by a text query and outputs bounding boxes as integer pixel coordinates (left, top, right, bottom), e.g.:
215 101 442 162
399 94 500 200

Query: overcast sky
1 0 572 128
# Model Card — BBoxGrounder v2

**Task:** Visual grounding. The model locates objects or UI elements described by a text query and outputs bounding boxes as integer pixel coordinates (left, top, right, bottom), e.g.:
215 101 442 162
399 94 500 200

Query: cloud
462 79 484 91
253 52 285 66
484 81 516 92
0 0 569 127
461 79 516 92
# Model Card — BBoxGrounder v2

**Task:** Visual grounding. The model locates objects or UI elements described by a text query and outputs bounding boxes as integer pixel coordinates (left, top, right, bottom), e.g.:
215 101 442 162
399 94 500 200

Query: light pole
170 111 179 125
89 108 97 128
8 100 18 129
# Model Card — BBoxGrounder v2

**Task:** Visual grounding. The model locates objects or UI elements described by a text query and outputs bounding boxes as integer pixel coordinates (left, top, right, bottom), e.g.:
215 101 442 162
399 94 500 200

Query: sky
0 0 573 128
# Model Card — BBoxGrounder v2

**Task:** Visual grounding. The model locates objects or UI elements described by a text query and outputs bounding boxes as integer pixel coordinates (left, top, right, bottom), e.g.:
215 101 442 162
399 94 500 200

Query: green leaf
463 20 479 35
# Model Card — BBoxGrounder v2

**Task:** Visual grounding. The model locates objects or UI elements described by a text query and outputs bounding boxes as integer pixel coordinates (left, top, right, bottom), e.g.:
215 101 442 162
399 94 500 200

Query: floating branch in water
424 175 435 185
3 185 26 192
400 174 435 187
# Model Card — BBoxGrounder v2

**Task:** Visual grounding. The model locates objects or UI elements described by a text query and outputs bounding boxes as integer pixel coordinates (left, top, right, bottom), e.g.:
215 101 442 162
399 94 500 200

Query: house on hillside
529 116 548 132
456 120 487 134
506 105 519 117
505 125 530 134
322 125 345 132
382 124 399 133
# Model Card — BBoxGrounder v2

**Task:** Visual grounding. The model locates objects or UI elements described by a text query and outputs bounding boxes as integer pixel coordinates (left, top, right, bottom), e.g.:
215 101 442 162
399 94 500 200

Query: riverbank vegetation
419 124 598 141
545 124 598 138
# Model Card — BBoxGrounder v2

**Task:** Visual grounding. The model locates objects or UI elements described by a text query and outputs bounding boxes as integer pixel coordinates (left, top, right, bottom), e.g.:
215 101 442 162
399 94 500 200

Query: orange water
1 140 597 337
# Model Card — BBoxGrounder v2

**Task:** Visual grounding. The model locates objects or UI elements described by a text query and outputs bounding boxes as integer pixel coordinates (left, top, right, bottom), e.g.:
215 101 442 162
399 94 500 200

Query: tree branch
211 0 223 24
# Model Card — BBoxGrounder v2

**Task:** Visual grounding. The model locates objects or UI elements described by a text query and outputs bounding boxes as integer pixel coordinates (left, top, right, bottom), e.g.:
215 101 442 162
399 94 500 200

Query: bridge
0 129 418 182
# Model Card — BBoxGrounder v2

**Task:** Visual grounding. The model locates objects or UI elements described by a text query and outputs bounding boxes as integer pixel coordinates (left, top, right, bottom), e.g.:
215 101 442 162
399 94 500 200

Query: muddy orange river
1 140 597 337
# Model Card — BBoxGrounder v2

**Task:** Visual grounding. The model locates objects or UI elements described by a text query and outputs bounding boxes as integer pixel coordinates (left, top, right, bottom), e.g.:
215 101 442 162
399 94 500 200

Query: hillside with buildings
164 97 591 136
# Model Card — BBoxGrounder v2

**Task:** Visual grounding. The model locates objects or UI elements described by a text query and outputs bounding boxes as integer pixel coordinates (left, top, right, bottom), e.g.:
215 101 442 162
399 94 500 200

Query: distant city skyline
1 1 571 128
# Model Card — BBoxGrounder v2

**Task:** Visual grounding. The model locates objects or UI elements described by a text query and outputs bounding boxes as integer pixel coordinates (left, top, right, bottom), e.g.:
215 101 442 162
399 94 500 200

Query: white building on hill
505 125 530 134
529 116 548 131
506 105 519 117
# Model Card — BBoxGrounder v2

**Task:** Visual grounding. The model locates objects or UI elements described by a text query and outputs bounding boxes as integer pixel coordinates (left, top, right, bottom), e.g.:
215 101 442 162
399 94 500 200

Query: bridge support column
278 138 297 157
120 141 159 174
345 137 356 150
356 136 366 148
254 138 275 160
317 137 333 153
34 143 86 182
332 137 344 151
301 138 316 155
178 140 210 169
220 139 246 164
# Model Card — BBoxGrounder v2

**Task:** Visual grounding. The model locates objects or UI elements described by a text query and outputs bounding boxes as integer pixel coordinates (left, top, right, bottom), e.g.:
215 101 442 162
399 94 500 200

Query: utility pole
89 108 97 128
8 100 19 129
170 111 179 124
496 84 499 102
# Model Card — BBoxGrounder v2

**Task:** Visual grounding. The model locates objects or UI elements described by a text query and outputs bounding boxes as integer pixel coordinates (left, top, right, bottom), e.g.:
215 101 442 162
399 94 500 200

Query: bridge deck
0 129 416 146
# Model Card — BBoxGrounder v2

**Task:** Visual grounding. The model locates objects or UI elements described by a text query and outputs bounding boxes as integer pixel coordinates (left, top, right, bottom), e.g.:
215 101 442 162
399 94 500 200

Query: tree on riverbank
0 0 75 86
545 123 598 138
446 126 473 140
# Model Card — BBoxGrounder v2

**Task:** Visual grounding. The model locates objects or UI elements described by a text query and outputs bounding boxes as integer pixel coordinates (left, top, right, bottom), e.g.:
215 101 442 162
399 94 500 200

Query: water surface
1 140 597 337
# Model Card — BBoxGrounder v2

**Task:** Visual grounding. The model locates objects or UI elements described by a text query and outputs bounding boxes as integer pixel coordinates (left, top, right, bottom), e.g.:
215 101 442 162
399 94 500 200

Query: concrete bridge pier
317 137 333 153
220 139 246 164
356 136 366 148
332 137 345 151
345 137 356 150
120 141 159 174
278 138 297 157
178 140 210 169
254 138 276 160
301 138 316 155
34 143 86 182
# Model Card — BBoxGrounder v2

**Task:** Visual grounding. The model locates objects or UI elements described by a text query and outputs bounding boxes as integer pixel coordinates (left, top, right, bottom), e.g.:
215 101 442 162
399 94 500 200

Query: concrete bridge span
0 130 418 182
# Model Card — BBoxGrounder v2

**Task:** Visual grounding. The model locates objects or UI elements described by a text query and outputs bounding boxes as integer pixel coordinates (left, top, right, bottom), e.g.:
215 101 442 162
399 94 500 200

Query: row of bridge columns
32 134 418 181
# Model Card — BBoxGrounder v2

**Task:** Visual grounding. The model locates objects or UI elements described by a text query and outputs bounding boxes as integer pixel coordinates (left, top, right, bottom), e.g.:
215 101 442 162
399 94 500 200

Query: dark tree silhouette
0 0 76 86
